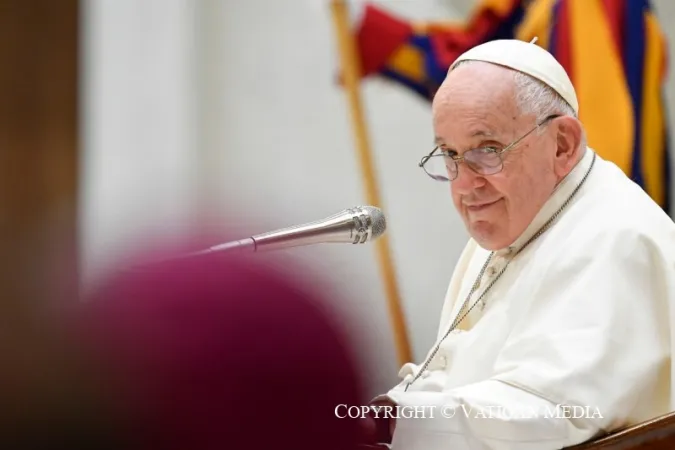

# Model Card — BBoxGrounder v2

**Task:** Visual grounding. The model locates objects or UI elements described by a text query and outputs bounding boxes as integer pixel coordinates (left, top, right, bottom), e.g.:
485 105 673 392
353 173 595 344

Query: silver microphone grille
359 205 386 239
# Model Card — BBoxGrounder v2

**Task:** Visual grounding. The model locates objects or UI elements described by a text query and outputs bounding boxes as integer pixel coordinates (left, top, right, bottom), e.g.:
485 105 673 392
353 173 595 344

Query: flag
352 0 671 214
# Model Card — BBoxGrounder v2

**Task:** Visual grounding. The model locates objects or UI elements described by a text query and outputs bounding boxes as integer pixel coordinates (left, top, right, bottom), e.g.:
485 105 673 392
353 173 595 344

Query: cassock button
487 267 496 276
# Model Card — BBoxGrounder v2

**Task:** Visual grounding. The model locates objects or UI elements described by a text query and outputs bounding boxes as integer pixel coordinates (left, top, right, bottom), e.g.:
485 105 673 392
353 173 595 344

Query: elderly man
365 39 675 449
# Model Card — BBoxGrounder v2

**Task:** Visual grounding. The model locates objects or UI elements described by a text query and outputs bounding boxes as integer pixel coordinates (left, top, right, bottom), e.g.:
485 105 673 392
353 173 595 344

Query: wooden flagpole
329 0 412 367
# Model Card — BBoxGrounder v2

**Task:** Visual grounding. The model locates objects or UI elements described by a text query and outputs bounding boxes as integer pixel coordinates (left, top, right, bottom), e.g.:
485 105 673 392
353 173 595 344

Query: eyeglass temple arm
419 147 440 167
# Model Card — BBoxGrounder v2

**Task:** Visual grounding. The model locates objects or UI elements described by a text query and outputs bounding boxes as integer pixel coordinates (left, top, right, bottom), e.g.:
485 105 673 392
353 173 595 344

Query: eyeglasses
418 114 560 182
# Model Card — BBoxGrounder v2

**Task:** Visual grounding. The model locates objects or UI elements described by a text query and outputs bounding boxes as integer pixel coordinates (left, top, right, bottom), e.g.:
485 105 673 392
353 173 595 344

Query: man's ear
554 116 583 176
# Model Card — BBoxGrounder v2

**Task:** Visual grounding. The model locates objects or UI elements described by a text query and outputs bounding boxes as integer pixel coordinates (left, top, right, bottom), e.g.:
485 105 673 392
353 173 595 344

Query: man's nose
452 163 486 193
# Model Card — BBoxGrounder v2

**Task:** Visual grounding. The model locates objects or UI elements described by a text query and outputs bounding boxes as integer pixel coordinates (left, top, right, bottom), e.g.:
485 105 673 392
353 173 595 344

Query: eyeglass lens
425 148 504 181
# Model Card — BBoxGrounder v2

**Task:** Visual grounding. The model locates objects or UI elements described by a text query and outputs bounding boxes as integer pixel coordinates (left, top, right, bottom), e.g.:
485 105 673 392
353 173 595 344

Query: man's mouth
465 199 500 212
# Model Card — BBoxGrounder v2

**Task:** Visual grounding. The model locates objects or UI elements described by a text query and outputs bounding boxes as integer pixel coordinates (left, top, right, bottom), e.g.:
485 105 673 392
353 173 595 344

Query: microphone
186 205 386 256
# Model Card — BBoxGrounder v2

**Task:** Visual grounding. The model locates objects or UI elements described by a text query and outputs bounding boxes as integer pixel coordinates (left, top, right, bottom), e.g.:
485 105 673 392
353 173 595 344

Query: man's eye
441 149 457 157
477 147 499 154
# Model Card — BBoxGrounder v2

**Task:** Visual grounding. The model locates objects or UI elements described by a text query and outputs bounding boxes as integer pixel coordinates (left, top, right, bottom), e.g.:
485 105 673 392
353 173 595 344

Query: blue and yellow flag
353 0 671 214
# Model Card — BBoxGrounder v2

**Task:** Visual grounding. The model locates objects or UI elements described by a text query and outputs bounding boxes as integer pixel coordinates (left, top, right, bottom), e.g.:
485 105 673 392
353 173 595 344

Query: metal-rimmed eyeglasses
419 114 560 182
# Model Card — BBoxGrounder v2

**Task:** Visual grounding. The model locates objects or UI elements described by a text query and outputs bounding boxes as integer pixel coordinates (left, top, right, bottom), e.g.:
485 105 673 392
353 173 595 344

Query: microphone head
359 206 386 240
247 204 388 251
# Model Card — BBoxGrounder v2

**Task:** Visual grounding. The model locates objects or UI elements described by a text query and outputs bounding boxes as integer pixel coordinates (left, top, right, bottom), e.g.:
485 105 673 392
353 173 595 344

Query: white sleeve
387 380 598 450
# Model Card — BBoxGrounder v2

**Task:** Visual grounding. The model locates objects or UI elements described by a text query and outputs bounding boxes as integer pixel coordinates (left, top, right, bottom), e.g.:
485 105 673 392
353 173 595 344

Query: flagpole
329 0 412 367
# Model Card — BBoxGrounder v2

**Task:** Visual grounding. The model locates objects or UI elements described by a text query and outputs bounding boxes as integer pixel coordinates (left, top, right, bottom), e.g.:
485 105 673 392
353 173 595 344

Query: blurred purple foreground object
77 241 367 450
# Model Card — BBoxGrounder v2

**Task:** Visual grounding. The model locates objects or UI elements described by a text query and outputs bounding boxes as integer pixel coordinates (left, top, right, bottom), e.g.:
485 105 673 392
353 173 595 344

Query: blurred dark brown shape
0 0 79 305
0 0 94 447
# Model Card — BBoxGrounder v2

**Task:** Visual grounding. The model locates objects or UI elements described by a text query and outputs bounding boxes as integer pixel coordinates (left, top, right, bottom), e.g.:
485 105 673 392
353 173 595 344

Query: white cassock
385 148 675 449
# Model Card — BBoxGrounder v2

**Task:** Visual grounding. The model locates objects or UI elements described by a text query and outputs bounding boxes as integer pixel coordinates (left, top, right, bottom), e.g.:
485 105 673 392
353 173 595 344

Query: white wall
80 0 201 285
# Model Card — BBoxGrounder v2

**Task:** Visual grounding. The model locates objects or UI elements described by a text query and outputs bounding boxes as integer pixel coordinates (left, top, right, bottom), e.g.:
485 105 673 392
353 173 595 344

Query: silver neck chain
404 152 596 391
